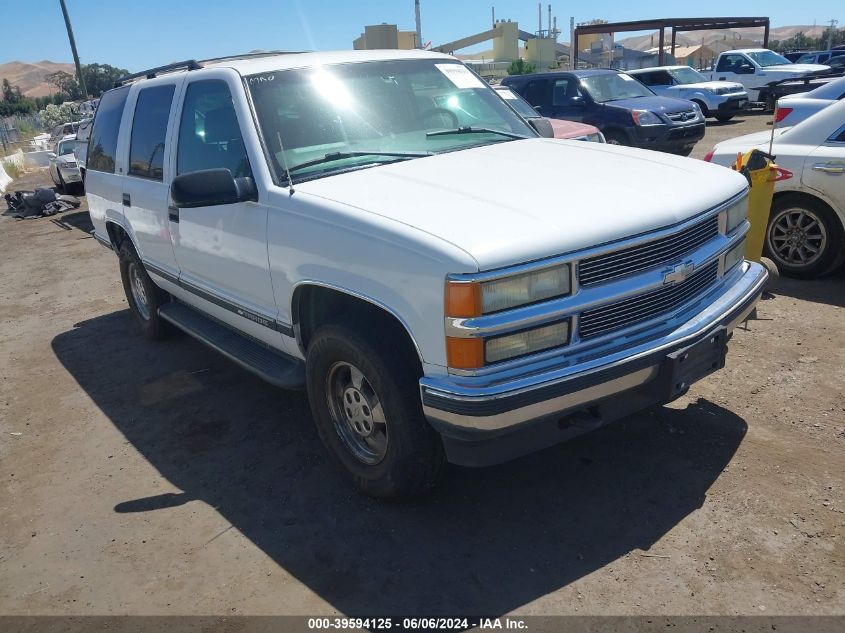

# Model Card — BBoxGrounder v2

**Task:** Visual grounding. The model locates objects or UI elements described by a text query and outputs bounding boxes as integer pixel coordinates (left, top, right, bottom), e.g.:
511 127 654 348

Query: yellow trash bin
731 149 792 263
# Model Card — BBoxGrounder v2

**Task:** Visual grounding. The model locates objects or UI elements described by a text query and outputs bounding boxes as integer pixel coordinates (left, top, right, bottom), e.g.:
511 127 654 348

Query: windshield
494 87 539 119
747 50 791 67
578 73 653 103
247 59 534 182
668 67 706 84
58 140 75 155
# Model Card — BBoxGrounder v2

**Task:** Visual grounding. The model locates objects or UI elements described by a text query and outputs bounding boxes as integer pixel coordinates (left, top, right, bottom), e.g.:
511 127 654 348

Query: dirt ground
0 114 843 618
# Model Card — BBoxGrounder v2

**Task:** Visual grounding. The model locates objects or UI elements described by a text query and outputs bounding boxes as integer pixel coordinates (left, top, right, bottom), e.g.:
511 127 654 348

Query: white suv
86 50 766 497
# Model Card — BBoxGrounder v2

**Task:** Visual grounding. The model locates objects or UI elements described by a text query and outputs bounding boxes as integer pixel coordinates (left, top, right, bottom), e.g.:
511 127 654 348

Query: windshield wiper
287 151 432 174
426 126 529 140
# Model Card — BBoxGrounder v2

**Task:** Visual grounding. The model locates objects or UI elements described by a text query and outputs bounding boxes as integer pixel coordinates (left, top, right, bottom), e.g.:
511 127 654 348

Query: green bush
506 59 537 75
2 158 24 181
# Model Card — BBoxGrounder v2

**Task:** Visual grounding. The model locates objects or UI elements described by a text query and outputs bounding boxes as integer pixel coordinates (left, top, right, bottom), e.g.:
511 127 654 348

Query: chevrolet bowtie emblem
663 261 695 285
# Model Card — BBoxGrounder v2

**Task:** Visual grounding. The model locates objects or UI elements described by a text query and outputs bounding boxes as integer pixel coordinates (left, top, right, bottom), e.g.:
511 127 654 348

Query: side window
552 78 579 106
177 79 251 178
717 54 745 73
88 86 129 174
635 72 655 86
128 85 175 180
522 79 552 108
654 71 673 85
832 126 845 143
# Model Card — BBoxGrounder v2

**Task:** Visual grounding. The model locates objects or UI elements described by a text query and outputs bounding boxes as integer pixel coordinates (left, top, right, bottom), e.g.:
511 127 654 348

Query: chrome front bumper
421 261 767 447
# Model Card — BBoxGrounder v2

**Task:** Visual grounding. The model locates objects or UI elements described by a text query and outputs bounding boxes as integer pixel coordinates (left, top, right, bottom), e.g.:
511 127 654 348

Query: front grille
666 109 697 122
579 260 719 340
578 215 719 286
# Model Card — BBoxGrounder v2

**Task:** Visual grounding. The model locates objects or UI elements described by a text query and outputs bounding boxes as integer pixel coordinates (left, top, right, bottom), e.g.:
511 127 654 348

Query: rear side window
129 85 176 180
88 86 129 173
522 79 552 107
177 80 251 178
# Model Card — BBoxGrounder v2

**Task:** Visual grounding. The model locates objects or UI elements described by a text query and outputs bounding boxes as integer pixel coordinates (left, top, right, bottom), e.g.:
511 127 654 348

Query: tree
81 63 129 97
2 78 23 103
45 70 83 100
506 59 537 75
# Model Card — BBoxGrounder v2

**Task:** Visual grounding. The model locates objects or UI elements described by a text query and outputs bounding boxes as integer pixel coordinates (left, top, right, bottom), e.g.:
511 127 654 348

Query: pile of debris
3 188 81 219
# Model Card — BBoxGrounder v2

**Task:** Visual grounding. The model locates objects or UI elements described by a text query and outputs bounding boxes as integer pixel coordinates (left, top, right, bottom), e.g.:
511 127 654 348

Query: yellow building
353 24 418 50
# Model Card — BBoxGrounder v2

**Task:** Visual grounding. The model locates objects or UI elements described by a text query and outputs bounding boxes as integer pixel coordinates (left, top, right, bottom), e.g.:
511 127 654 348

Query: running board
158 302 305 389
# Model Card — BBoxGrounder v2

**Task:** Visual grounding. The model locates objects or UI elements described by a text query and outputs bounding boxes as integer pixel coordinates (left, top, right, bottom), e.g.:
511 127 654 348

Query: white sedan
775 76 845 128
705 99 845 278
48 135 83 194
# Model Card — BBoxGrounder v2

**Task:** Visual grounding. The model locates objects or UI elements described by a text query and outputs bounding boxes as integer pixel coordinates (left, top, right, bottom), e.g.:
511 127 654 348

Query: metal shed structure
572 17 771 67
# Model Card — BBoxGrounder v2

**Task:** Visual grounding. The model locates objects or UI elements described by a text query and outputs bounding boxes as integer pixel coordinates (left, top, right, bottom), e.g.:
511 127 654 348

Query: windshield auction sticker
436 64 486 89
497 88 518 100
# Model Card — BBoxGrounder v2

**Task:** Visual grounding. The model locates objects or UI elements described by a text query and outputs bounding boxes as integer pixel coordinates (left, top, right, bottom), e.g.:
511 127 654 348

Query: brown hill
617 25 830 51
0 60 75 98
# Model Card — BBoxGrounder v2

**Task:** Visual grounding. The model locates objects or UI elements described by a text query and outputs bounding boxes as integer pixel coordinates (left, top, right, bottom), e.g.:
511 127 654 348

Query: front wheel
306 323 445 498
764 196 843 279
603 131 627 146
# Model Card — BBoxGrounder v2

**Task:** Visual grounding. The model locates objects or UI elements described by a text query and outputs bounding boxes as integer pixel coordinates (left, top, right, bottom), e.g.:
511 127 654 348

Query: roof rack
113 60 202 87
199 50 308 65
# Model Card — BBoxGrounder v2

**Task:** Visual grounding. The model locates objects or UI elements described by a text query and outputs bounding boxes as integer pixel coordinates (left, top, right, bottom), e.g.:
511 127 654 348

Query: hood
549 118 599 139
604 95 694 114
763 63 829 74
297 139 747 271
679 81 745 93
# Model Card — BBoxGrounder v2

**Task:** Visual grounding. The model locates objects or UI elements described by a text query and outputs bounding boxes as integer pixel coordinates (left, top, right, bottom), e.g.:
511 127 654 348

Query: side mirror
739 64 755 74
569 96 586 107
528 118 554 138
171 168 257 208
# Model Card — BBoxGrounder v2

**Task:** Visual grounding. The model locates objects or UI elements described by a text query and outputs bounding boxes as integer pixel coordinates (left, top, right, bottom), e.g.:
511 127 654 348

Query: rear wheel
764 195 843 278
306 322 445 498
119 241 170 339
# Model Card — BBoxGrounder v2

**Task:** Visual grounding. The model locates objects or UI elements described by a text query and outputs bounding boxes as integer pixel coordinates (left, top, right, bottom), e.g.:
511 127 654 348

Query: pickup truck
707 49 829 106
627 66 748 121
86 50 767 498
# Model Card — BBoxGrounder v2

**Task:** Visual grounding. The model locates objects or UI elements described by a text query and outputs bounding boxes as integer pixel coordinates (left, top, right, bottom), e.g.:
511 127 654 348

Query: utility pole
414 0 422 49
828 19 839 51
59 0 88 98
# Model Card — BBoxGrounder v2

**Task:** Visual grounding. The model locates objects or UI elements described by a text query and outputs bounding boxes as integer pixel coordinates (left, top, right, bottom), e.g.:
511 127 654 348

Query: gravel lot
1 113 843 618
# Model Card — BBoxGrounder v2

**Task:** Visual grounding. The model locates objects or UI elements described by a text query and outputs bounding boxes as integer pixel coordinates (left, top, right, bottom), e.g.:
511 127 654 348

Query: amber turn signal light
445 280 482 318
446 337 484 370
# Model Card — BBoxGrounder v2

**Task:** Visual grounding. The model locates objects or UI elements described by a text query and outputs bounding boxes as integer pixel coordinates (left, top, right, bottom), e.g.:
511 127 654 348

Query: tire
306 322 445 499
118 241 170 339
56 171 66 193
603 130 627 146
676 145 694 157
763 195 843 279
714 114 734 122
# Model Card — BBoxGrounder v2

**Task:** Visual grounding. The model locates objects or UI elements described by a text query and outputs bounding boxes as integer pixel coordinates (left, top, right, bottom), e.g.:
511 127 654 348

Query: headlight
485 320 570 363
631 110 662 126
723 239 746 273
725 197 748 233
480 264 571 314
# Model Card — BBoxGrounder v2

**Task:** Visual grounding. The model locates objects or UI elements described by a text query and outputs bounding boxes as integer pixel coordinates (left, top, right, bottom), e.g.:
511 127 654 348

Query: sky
2 0 842 71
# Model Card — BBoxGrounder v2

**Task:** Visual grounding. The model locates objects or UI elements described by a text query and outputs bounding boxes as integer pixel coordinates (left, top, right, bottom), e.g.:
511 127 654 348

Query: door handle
812 163 845 174
168 205 180 223
122 193 131 206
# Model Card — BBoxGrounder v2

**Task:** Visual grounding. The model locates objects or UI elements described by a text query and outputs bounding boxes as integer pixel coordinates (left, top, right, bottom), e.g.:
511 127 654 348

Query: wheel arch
291 282 425 369
772 189 845 234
